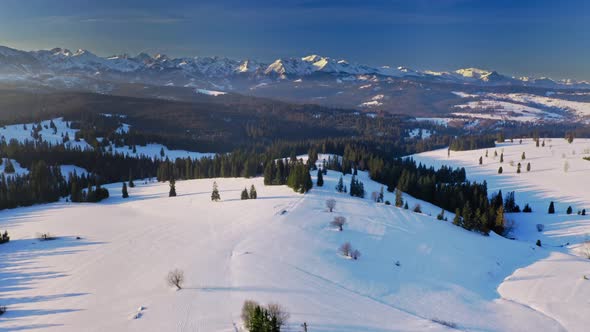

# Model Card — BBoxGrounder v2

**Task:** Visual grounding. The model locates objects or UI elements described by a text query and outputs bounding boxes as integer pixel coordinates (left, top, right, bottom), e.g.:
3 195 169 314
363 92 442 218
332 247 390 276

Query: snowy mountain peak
0 45 587 89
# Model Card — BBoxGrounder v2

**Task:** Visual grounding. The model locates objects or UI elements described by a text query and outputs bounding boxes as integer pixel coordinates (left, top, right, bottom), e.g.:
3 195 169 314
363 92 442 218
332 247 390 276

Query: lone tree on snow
211 181 221 201
330 216 347 231
326 198 336 212
548 201 555 214
521 152 526 160
167 269 184 290
316 169 324 187
479 156 483 165
498 166 503 174
500 153 504 163
241 188 249 200
249 185 257 199
169 177 177 197
527 162 531 172
567 206 573 215
122 182 129 198
339 242 352 257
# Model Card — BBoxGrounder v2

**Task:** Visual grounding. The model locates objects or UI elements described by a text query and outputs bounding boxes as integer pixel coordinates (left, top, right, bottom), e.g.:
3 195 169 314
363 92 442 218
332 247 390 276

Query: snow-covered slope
1 163 588 331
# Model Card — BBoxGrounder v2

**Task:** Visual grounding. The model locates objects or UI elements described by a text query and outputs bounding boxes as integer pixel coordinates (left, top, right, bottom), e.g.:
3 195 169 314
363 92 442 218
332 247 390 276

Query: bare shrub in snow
413 203 422 213
167 269 184 290
339 242 352 257
267 303 290 327
330 216 347 231
351 249 361 260
37 232 56 241
326 198 336 212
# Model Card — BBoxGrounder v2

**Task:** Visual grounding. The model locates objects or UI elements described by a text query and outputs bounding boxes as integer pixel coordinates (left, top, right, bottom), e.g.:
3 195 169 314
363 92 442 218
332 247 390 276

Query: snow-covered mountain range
0 45 588 89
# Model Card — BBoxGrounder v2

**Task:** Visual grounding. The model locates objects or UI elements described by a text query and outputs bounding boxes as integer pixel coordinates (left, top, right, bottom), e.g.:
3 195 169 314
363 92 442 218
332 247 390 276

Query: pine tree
4 159 15 174
498 166 503 174
403 202 409 209
169 177 177 197
485 150 489 158
211 181 221 201
479 156 483 165
548 201 555 214
567 206 573 215
500 153 504 163
160 147 165 158
378 186 384 203
128 169 135 188
316 169 324 187
241 188 249 200
336 176 344 193
122 182 129 198
517 163 521 173
395 187 403 207
249 185 257 199
521 152 526 160
527 162 531 172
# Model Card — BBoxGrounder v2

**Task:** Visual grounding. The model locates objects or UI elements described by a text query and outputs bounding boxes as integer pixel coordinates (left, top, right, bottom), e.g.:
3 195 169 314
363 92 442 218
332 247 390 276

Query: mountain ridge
0 45 588 89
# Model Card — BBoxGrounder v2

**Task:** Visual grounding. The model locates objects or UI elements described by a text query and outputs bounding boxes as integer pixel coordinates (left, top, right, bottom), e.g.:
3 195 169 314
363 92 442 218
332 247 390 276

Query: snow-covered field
1 156 589 330
411 138 590 331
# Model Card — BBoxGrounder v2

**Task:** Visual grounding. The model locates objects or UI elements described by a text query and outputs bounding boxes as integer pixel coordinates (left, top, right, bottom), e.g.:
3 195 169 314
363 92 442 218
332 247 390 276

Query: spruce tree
378 186 384 203
517 163 521 173
336 176 344 192
169 177 177 197
567 206 573 215
527 162 531 172
500 153 504 163
479 156 483 165
128 169 135 188
548 201 555 214
4 159 15 174
498 166 503 174
316 169 324 187
241 188 249 200
521 152 526 160
404 202 409 209
211 181 221 201
122 182 129 198
249 185 257 199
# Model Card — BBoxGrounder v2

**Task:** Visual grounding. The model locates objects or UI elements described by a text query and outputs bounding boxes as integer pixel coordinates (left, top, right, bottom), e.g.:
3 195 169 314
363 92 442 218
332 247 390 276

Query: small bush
536 239 542 247
536 224 544 232
326 198 336 212
339 242 352 257
0 230 9 244
567 206 573 215
167 269 184 290
523 204 532 213
385 200 391 205
413 203 422 213
0 306 6 316
330 216 347 231
37 232 56 241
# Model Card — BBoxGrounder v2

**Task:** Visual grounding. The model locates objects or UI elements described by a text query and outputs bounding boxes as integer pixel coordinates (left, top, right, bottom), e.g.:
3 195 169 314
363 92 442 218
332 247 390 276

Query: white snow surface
1 161 588 330
410 138 590 332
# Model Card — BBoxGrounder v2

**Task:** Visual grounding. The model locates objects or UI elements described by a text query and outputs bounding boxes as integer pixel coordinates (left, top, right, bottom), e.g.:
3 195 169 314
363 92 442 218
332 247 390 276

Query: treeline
450 135 496 151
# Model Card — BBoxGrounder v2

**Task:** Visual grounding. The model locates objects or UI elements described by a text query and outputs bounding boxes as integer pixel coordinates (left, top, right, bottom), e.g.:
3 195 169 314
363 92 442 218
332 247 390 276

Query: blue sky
0 0 588 80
